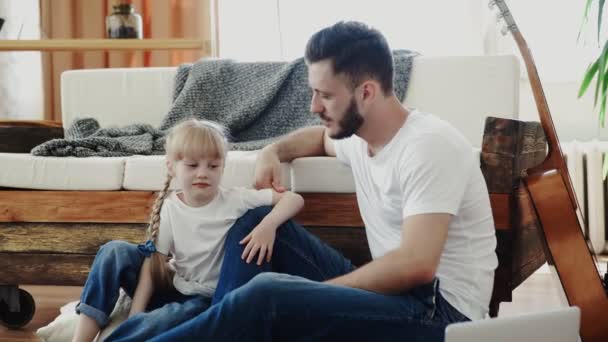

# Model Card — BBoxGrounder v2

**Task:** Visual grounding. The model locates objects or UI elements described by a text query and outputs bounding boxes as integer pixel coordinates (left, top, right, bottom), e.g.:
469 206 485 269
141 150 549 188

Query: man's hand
254 145 286 192
240 222 277 265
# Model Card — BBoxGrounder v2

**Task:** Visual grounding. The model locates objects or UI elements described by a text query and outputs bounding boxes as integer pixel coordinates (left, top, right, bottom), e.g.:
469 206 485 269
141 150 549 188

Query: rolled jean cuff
137 240 157 257
75 302 110 328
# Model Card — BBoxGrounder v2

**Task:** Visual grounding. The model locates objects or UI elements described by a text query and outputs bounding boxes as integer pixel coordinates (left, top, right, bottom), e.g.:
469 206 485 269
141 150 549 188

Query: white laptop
445 307 581 342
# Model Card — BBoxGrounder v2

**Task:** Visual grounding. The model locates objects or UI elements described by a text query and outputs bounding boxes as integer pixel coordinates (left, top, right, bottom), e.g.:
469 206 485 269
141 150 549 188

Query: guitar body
525 170 608 342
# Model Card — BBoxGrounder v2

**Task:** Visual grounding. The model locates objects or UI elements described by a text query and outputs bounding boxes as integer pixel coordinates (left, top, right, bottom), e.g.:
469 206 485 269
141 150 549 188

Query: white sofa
0 55 525 329
0 55 519 191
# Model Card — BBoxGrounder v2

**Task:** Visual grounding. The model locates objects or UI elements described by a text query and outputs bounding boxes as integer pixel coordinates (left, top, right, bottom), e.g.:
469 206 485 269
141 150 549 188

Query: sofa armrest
0 120 64 153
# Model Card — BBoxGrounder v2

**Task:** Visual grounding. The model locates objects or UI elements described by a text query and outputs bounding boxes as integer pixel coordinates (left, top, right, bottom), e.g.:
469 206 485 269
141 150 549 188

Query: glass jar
106 4 143 39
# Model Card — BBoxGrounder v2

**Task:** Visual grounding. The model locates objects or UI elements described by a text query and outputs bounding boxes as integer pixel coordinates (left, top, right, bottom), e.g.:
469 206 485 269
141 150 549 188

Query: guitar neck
511 31 564 173
510 30 579 211
491 0 579 209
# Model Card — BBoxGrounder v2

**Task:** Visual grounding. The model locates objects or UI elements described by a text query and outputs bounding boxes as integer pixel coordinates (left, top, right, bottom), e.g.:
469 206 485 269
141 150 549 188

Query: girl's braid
147 174 172 242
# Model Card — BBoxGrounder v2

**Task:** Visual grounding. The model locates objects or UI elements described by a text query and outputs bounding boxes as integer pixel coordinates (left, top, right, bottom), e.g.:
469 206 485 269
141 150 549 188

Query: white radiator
561 141 608 254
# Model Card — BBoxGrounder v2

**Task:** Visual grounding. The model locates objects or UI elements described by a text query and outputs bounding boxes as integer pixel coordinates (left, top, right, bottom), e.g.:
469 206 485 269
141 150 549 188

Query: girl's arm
262 190 305 227
240 190 304 264
128 256 155 317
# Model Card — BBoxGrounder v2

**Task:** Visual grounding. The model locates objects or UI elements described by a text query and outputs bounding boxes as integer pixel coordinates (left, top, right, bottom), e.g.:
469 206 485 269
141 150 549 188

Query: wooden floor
1 262 605 341
1 285 81 342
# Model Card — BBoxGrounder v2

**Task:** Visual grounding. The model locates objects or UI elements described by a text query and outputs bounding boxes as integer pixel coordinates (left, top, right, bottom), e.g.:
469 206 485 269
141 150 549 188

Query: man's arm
322 128 336 157
326 213 450 294
266 126 332 162
255 126 335 190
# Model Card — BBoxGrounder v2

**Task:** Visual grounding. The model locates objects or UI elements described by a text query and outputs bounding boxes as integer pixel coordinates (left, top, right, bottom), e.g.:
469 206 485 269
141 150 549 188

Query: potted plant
579 0 608 176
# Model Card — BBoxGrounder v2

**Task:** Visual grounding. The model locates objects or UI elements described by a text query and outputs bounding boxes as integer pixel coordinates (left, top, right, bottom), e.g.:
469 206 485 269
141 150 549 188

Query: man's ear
166 159 175 177
355 80 380 112
359 80 379 108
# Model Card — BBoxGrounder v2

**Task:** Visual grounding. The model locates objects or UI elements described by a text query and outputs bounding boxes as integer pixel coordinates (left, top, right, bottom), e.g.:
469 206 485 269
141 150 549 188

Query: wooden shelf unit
0 39 207 52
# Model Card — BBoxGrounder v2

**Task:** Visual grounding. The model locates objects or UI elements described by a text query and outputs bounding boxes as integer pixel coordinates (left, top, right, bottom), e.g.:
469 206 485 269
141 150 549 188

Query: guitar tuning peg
496 12 504 22
501 25 510 36
488 0 496 9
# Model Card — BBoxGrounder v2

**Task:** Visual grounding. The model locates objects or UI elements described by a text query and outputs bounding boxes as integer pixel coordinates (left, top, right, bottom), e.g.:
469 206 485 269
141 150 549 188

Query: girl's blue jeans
77 206 469 342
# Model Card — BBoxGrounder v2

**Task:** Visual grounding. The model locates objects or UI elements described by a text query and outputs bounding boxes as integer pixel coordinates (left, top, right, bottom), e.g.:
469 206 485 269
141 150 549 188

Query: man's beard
330 98 364 140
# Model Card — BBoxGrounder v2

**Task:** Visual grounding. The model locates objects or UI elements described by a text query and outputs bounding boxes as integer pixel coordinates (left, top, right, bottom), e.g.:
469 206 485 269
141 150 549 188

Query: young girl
72 119 304 342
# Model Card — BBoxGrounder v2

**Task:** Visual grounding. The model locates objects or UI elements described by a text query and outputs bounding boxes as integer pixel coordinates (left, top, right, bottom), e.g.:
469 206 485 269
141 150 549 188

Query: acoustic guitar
490 1 608 341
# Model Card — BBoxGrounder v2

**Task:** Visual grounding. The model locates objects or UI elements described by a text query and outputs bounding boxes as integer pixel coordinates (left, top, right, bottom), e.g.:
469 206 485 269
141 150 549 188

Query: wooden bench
0 116 548 327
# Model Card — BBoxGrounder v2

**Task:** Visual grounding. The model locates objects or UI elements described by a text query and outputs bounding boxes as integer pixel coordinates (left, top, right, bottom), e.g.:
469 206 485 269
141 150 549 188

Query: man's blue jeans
149 206 470 341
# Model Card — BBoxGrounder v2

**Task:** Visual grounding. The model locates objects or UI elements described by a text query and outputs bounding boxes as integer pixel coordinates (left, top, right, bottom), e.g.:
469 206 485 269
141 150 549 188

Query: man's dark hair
305 21 394 95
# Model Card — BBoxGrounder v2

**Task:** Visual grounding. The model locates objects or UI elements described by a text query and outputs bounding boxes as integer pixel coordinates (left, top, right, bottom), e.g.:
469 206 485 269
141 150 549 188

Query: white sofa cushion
123 151 292 191
0 149 482 191
405 55 519 145
290 149 482 193
0 153 125 190
61 67 177 129
60 56 519 147
290 157 355 193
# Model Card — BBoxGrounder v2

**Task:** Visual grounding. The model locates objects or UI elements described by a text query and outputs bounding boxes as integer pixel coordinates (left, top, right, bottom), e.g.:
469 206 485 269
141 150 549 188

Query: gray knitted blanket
32 50 418 157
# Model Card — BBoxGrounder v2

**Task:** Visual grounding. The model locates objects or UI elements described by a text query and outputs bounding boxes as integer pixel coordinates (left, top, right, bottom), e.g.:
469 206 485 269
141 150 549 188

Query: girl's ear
166 159 175 177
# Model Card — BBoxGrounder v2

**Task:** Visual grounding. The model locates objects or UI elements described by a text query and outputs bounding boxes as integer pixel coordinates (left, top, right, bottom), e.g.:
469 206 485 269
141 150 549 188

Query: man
150 21 497 342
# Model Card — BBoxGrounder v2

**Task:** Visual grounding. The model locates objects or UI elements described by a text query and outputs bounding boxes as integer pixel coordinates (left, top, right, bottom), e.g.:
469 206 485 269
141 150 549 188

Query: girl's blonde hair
146 118 228 292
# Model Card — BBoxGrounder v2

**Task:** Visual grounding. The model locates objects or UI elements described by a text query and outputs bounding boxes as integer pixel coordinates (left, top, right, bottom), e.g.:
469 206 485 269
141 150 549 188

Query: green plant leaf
579 0 594 41
579 60 599 97
600 67 608 126
584 0 594 19
595 61 603 107
600 87 607 126
600 0 607 42
595 76 601 107
578 1 608 132
593 41 608 106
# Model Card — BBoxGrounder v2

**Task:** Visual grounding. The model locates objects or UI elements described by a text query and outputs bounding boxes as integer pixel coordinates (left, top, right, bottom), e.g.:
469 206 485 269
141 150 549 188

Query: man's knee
238 273 310 311
247 273 297 297
229 273 279 299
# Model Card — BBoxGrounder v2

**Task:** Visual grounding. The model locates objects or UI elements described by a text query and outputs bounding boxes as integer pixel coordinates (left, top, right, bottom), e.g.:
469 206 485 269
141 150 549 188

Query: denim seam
275 236 329 279
276 311 446 328
331 314 445 328
327 306 440 325
75 302 110 328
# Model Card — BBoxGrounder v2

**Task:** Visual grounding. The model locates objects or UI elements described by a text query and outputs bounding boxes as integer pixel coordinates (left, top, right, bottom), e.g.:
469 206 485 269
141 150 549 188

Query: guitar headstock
489 0 519 35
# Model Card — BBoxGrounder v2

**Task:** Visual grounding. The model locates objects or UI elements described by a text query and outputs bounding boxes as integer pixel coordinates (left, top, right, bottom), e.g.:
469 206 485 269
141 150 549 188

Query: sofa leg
488 298 500 318
0 285 36 329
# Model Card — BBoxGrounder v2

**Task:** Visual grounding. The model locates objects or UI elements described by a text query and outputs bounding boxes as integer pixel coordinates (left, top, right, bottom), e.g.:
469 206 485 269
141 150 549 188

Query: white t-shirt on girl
333 110 498 321
156 186 273 297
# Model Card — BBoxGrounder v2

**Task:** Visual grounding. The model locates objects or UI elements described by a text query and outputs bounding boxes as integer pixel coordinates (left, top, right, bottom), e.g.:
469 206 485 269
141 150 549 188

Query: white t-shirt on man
156 187 273 297
333 110 498 320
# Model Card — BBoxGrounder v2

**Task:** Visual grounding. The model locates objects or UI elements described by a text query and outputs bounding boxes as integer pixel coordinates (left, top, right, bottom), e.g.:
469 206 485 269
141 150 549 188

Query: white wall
497 1 604 143
217 0 602 143
0 0 43 120
519 80 606 143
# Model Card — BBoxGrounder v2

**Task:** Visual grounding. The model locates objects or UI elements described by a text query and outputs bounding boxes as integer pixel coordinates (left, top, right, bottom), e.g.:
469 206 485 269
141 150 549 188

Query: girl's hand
240 223 277 265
